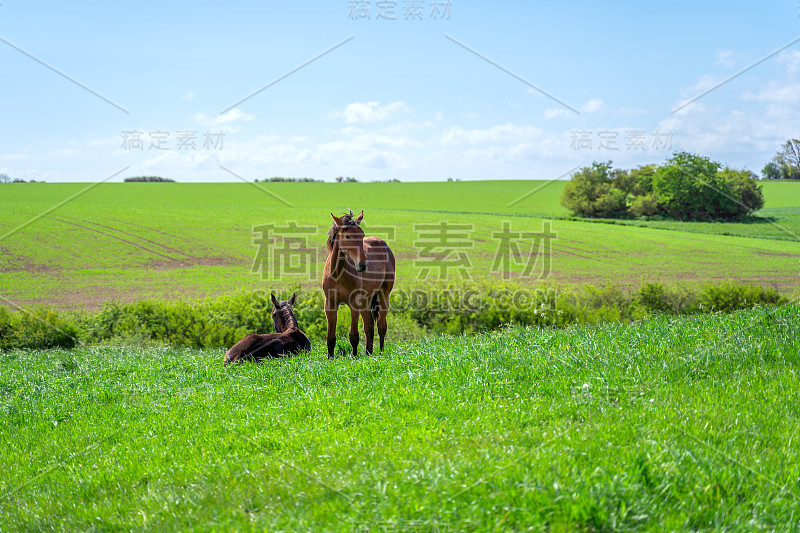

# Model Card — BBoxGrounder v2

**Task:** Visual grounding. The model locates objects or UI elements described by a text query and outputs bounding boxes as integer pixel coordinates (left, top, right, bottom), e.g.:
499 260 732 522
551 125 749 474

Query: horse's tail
370 293 380 322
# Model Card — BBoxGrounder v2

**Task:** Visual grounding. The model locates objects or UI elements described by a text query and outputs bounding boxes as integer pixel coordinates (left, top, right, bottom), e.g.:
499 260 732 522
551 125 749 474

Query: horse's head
329 210 367 272
271 292 297 333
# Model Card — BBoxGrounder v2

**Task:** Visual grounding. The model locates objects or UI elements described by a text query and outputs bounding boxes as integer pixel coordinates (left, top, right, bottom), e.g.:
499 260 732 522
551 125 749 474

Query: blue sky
1 0 799 182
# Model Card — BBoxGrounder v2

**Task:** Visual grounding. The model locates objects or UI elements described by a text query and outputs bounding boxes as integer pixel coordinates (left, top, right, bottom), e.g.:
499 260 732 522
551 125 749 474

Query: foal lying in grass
224 293 311 364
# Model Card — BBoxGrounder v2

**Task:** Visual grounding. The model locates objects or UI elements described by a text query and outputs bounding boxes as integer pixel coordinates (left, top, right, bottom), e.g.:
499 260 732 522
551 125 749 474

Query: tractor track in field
103 217 241 261
52 218 189 262
57 216 196 259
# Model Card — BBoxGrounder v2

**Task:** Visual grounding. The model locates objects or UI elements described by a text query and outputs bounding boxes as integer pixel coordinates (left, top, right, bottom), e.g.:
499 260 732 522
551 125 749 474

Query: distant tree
718 168 764 217
123 176 175 183
761 161 782 180
561 154 762 221
652 152 727 220
629 193 661 217
776 139 800 178
626 165 657 197
344 177 358 183
763 139 800 180
260 176 323 183
0 173 10 183
335 176 343 183
560 162 627 218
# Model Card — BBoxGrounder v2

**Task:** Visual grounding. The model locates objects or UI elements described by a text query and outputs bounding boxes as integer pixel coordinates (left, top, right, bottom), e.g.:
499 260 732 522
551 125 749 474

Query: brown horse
323 210 395 358
223 293 311 364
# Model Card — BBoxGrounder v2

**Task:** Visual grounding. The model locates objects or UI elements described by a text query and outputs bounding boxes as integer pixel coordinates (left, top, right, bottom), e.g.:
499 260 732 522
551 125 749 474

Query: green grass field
1 306 798 531
2 181 799 530
1 181 798 309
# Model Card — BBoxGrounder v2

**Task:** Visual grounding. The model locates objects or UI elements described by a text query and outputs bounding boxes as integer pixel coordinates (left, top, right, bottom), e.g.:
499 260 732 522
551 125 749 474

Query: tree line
561 151 764 221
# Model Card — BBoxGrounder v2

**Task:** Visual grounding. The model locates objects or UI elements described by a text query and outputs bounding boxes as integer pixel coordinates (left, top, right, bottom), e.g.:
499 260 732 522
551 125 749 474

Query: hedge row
0 281 788 350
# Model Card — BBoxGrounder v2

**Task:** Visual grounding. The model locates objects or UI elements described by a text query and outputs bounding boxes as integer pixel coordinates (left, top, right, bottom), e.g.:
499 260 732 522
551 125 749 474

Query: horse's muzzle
356 261 367 272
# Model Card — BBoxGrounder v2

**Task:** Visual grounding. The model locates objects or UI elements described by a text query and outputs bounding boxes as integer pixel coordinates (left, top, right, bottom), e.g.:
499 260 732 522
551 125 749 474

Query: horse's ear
355 210 364 224
331 213 343 226
271 293 279 308
289 293 296 306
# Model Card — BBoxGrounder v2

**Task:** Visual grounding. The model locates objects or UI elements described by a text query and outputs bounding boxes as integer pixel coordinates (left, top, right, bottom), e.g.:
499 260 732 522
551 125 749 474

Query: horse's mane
277 303 298 331
326 213 359 251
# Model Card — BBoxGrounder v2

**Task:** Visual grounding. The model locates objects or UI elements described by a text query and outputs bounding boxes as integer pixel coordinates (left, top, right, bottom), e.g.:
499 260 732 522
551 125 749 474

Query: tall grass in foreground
1 305 798 531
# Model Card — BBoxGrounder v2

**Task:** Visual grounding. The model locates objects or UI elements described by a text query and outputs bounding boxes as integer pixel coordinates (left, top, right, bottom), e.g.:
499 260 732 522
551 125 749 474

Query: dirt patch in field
753 250 799 258
0 253 56 274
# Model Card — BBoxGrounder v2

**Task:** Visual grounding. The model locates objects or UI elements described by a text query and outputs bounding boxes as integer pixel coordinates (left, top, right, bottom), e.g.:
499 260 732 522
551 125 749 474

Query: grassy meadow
1 180 798 309
1 179 799 531
1 306 798 531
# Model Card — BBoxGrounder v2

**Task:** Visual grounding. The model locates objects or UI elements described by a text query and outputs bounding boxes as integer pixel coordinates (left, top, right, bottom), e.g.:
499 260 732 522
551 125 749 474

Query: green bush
0 307 77 349
0 306 13 350
701 283 785 312
561 153 763 221
629 193 660 217
561 162 628 218
636 283 673 313
652 152 727 220
718 168 764 216
613 165 656 197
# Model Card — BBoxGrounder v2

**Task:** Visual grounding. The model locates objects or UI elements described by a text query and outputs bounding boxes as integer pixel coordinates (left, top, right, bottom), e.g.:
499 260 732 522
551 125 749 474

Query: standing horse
323 210 395 358
223 293 311 364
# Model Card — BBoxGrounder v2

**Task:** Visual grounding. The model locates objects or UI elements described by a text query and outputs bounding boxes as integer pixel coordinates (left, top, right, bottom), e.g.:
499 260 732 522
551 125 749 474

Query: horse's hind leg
377 287 391 353
349 307 360 357
361 309 375 356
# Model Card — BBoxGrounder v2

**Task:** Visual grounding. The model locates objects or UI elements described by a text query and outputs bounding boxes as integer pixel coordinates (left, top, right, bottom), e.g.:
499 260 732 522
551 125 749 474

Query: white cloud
618 107 648 115
329 101 409 124
182 90 196 101
193 109 254 128
544 99 602 119
683 74 722 97
86 135 119 147
0 153 33 161
671 100 710 116
778 49 800 74
48 149 79 157
383 121 435 134
544 108 572 120
440 123 543 146
716 50 736 68
581 98 604 113
742 81 800 105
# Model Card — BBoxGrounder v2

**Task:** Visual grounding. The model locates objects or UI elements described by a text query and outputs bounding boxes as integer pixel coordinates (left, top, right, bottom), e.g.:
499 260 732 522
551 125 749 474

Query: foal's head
327 210 367 272
270 292 298 333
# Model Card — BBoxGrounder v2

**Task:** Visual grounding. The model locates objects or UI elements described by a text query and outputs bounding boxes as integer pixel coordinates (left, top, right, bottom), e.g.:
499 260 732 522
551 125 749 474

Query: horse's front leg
325 300 338 359
361 309 375 356
349 307 360 357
